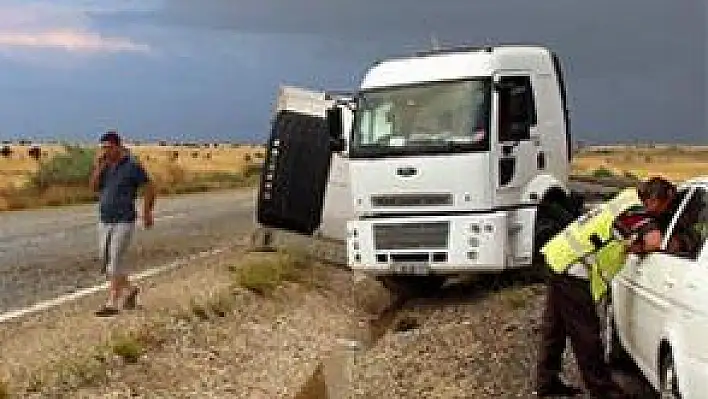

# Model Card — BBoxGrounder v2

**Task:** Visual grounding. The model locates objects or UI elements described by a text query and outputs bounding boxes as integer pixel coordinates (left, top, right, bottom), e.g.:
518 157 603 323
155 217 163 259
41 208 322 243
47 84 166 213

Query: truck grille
373 222 449 250
371 193 453 207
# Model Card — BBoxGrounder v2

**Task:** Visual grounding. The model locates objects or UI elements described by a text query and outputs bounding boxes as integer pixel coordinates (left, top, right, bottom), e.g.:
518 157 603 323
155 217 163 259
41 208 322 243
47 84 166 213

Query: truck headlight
469 237 479 247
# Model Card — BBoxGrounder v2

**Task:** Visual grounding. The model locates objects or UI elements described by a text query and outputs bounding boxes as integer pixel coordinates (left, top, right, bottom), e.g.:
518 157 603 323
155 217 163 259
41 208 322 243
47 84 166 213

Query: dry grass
0 245 388 397
0 143 265 211
0 145 67 189
572 145 708 183
231 249 312 296
3 142 703 211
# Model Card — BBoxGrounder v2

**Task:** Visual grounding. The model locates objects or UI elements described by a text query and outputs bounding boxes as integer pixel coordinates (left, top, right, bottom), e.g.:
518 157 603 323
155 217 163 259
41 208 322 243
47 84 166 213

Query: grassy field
0 142 705 212
0 143 266 211
571 145 708 183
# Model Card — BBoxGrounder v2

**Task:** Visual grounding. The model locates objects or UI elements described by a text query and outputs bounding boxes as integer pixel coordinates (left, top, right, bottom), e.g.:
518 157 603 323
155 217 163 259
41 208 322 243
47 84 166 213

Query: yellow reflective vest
540 188 643 301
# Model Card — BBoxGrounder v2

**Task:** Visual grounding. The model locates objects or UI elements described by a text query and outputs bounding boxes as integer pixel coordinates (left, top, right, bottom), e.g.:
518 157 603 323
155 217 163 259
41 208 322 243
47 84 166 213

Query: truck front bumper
347 212 514 275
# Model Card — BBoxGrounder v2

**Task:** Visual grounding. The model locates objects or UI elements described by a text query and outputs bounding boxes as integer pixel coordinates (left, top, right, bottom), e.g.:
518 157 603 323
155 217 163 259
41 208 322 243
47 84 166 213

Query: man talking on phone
89 131 156 316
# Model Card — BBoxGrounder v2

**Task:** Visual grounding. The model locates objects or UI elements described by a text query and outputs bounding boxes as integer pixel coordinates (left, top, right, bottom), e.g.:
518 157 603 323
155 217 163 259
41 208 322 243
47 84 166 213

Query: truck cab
257 44 578 282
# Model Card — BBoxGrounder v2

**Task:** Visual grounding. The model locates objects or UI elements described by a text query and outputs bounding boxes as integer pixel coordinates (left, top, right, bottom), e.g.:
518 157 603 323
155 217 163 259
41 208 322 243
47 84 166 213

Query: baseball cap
99 131 121 146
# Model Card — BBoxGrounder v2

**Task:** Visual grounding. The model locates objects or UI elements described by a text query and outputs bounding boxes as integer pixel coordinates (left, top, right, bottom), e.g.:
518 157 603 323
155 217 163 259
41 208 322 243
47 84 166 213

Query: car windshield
350 78 491 157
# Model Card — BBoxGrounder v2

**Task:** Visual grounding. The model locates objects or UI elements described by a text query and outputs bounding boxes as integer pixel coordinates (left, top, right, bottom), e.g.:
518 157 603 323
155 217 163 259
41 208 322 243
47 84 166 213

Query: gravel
0 213 657 398
347 274 656 399
0 246 392 398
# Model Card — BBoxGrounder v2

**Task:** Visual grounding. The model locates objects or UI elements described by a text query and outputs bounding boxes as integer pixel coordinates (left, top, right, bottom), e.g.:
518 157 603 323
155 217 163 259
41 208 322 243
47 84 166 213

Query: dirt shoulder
0 245 391 398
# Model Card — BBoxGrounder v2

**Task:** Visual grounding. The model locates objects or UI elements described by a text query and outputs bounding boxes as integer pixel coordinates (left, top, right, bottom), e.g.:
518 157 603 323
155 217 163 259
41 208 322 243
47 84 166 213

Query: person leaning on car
628 177 680 255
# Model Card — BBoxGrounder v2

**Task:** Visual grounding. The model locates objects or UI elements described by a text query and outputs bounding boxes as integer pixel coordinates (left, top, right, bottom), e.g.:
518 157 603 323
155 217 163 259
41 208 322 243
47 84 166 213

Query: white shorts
98 222 135 277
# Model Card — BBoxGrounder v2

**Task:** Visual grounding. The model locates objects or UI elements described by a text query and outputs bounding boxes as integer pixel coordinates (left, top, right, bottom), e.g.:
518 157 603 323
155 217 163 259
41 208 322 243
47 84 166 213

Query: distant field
0 143 265 189
572 145 708 183
0 143 266 211
0 142 706 211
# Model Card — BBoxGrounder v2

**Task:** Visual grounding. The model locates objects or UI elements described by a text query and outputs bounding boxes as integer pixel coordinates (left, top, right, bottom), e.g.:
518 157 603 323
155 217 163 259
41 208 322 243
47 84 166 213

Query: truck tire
376 275 446 297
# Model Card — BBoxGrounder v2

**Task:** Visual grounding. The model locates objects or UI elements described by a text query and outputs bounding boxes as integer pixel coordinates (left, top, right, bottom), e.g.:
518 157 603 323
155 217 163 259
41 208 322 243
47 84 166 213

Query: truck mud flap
256 109 333 235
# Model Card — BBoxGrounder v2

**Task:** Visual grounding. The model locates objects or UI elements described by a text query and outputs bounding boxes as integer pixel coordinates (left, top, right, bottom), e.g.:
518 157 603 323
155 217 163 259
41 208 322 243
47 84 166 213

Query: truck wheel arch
523 175 570 206
531 183 579 273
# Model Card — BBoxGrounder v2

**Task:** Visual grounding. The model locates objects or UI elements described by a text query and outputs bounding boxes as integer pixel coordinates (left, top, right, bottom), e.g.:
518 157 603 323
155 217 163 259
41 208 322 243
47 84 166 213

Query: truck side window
497 75 537 142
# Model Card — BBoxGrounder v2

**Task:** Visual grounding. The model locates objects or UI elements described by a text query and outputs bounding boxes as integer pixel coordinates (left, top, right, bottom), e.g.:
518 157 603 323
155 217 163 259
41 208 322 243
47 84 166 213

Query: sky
0 0 705 145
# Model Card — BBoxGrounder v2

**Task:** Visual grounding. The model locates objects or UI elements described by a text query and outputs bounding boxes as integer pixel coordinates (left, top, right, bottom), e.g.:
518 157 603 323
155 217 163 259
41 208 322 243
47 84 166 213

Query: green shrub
111 335 142 364
29 145 96 189
232 251 308 295
622 171 640 181
242 163 263 179
592 167 615 178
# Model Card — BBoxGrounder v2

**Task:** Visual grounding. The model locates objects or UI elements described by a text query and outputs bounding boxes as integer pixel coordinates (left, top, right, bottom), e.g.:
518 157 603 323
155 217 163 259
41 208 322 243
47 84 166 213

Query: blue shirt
97 155 150 223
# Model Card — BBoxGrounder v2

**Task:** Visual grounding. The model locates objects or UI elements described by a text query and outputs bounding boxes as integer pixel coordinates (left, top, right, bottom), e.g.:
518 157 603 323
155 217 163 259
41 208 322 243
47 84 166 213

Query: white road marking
0 245 229 324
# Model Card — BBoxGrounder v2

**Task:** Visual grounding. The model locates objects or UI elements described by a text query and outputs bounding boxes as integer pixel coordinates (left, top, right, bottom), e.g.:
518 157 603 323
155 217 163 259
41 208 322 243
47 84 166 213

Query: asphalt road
0 188 258 313
0 179 616 314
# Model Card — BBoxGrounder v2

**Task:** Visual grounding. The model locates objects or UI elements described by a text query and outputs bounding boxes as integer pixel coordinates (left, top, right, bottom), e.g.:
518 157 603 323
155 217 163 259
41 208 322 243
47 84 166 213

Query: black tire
660 351 682 399
377 275 446 297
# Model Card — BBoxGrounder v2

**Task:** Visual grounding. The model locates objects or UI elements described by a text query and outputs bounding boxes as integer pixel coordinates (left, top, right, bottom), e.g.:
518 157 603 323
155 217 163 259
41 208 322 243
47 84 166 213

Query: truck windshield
350 78 491 158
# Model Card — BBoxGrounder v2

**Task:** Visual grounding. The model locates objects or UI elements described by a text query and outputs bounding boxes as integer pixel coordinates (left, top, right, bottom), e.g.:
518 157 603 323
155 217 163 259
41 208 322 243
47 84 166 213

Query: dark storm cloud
149 0 708 143
156 0 704 75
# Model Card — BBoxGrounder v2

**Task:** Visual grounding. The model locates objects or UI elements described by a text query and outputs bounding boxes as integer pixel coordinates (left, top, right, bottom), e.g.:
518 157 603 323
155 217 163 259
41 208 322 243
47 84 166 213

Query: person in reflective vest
541 187 645 302
534 188 644 398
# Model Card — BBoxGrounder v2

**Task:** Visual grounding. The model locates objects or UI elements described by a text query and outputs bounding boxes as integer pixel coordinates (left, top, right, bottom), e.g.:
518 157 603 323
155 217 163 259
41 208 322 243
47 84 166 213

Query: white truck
257 44 581 289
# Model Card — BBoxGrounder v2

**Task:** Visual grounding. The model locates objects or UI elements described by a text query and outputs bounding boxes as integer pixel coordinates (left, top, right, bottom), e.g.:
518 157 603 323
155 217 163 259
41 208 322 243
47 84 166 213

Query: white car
609 176 708 398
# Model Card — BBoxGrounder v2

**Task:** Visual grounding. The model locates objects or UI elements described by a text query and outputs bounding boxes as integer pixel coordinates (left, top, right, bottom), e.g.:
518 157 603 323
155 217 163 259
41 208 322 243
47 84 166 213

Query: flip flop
95 304 120 317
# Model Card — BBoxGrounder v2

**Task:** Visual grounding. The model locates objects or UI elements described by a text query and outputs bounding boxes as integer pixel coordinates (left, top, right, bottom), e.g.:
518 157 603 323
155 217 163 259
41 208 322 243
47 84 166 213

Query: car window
664 187 708 260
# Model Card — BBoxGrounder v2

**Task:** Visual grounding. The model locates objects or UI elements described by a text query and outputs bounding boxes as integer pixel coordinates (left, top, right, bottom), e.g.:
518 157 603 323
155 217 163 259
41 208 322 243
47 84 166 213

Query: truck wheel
377 275 446 297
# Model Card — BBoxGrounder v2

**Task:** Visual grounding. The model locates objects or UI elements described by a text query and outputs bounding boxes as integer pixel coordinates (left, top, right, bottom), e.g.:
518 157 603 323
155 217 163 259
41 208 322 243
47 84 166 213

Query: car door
625 251 676 373
664 187 708 397
615 189 695 374
612 252 641 355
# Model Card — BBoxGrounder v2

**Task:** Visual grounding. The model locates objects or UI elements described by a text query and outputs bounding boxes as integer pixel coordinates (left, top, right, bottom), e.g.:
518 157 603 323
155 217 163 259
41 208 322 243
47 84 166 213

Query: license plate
391 262 430 275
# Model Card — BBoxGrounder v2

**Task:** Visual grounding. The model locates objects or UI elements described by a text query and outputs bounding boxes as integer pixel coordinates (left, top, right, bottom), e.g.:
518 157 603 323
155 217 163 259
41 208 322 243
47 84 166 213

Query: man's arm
143 180 156 216
89 160 106 192
627 228 663 254
134 161 156 228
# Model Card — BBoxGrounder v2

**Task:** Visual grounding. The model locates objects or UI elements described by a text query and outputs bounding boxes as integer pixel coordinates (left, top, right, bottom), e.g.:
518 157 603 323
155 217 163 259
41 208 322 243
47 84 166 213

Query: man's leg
98 222 111 274
536 274 583 396
97 222 136 316
561 277 627 398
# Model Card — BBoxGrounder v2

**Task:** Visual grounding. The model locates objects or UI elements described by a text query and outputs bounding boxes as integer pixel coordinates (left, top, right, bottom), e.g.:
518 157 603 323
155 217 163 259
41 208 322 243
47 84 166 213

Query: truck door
319 105 353 242
492 72 541 206
256 86 340 236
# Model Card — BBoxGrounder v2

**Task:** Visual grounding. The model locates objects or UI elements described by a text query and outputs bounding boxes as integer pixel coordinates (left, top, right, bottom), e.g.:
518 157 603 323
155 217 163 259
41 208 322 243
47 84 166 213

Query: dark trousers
537 273 624 396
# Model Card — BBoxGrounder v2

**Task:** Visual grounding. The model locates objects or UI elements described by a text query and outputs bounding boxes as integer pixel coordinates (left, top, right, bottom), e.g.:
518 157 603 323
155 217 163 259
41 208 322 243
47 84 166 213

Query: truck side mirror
326 106 344 152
